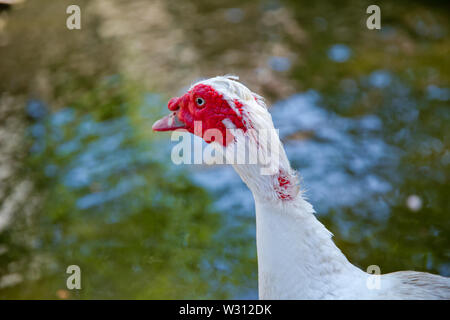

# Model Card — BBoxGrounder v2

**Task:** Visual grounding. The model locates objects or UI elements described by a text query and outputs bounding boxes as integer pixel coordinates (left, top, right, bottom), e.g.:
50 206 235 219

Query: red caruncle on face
166 84 247 146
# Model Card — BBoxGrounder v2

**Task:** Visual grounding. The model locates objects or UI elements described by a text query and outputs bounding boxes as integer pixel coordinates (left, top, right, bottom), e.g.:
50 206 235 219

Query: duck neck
229 131 300 202
230 142 360 299
254 197 361 299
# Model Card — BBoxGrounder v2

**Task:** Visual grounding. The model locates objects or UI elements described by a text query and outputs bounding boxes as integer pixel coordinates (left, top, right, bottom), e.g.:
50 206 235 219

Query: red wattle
172 84 247 146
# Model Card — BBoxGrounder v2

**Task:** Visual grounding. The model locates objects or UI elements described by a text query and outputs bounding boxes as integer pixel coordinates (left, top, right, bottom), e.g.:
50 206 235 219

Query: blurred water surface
0 0 448 299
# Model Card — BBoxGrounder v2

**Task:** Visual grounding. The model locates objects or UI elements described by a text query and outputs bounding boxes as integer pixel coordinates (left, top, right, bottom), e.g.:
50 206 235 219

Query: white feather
192 76 450 299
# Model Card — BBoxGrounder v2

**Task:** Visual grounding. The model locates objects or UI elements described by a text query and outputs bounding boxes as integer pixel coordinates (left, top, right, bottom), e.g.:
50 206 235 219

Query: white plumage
158 75 450 299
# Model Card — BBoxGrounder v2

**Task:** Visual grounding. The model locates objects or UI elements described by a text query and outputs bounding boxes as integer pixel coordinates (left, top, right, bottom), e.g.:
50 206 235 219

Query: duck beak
152 111 186 132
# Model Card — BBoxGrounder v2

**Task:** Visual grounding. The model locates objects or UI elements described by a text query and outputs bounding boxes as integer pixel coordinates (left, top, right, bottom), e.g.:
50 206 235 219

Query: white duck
153 75 450 299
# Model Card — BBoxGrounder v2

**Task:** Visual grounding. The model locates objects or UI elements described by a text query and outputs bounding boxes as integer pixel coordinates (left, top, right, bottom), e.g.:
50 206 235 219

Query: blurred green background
0 0 448 299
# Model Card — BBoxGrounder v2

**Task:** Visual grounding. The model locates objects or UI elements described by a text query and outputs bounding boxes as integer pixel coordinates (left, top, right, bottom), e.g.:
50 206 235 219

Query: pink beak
152 111 186 132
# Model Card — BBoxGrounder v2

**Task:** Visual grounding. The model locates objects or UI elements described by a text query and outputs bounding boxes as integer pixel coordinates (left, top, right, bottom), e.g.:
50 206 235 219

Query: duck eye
196 97 205 107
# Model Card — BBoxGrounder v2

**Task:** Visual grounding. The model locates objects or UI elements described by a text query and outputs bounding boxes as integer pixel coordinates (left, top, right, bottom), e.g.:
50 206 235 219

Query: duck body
254 192 450 299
